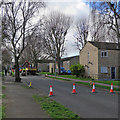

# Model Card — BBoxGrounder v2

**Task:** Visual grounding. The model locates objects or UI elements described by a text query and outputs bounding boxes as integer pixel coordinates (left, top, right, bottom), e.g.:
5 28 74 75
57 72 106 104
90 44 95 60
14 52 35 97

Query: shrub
70 64 85 77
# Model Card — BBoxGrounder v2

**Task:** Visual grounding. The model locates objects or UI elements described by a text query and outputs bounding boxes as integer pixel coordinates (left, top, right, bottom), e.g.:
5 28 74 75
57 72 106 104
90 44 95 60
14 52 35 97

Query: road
22 75 119 118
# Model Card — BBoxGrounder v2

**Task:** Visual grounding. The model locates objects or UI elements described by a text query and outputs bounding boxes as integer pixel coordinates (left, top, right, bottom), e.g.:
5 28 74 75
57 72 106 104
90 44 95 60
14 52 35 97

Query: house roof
37 59 54 63
88 41 120 50
61 55 79 61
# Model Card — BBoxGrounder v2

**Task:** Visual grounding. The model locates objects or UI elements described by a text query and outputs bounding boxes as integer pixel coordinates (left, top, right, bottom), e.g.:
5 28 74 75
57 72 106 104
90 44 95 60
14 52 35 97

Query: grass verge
58 75 92 81
41 72 91 81
2 86 6 90
40 72 54 75
0 94 6 99
47 76 120 91
43 72 120 86
76 81 120 91
32 95 80 119
94 80 120 86
48 76 71 81
0 72 4 77
0 104 6 119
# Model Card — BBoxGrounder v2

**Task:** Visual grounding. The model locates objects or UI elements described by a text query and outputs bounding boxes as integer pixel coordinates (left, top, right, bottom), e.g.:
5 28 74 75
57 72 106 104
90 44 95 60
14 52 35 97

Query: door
111 67 116 79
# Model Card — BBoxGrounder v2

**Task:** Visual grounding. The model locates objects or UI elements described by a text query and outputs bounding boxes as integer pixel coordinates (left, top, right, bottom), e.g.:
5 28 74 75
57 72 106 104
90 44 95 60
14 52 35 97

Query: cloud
46 0 90 17
43 0 90 57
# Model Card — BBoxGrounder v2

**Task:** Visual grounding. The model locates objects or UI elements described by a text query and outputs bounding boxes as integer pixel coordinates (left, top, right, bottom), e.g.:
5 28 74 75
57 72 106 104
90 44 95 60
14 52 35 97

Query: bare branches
90 1 120 43
2 0 45 59
74 18 89 50
44 11 71 58
20 21 47 67
43 11 72 74
2 0 45 81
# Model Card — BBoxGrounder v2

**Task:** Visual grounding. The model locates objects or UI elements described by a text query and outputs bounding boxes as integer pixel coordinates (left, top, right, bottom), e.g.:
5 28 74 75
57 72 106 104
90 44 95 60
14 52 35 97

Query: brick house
80 41 120 80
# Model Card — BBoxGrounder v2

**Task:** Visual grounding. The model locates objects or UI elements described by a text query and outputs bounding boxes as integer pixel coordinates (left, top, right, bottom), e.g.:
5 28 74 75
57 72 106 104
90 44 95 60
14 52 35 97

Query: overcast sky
42 0 90 57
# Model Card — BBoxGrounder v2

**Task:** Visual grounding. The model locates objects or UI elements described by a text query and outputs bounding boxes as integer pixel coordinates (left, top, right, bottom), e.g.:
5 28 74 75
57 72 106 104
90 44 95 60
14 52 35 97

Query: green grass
1 94 6 99
47 76 120 91
41 72 91 81
2 86 6 90
48 76 71 81
0 105 1 120
0 94 6 99
76 81 120 91
32 95 80 119
0 104 5 119
75 81 90 86
0 72 4 77
40 72 54 75
94 80 120 86
21 84 31 89
47 73 120 86
58 75 92 81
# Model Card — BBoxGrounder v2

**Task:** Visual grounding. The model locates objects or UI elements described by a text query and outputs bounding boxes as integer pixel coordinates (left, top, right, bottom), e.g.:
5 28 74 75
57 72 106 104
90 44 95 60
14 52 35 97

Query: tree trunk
35 62 38 69
15 56 21 82
58 57 61 75
35 61 38 72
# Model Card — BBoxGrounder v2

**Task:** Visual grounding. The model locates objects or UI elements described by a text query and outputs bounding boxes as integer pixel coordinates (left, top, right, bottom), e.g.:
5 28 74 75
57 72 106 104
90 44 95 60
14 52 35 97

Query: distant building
61 55 79 70
80 41 120 80
37 59 54 72
38 63 49 72
49 55 79 73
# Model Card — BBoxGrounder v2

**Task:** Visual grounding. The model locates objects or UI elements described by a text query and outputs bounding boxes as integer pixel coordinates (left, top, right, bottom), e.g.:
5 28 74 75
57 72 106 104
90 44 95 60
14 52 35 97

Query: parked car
66 70 71 75
61 67 66 75
56 67 71 75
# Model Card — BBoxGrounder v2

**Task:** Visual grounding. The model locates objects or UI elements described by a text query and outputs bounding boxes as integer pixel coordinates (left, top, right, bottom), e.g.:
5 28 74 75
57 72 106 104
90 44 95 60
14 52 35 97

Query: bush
70 64 85 77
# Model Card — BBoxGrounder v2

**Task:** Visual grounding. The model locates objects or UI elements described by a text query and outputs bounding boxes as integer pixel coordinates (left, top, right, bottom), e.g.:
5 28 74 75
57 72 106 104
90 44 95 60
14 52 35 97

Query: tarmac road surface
22 75 119 118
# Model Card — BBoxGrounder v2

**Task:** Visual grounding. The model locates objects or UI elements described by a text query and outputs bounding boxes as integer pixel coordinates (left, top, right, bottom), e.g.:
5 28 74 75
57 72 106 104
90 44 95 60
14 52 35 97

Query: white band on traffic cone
50 87 52 92
111 85 113 90
73 85 75 89
93 84 95 89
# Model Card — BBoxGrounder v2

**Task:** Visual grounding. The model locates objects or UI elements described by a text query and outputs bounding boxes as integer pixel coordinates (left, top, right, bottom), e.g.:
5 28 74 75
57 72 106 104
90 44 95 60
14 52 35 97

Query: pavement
47 75 119 88
2 75 50 118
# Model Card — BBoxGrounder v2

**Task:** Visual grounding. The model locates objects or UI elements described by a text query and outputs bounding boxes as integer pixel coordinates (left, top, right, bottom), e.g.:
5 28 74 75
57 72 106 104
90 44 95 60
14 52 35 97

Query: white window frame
101 51 108 57
101 67 108 73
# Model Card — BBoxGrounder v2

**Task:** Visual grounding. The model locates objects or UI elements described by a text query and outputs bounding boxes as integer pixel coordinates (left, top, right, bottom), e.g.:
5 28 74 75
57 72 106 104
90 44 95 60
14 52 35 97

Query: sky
42 0 90 57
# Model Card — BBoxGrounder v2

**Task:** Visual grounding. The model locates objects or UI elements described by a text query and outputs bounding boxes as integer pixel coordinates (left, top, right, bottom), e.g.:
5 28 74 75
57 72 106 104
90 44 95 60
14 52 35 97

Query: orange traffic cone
92 82 95 93
110 83 114 93
48 85 53 97
72 83 77 94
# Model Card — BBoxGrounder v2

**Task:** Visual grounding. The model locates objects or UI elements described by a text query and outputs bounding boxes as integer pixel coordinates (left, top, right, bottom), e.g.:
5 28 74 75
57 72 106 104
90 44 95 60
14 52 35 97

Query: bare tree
89 9 108 42
90 1 120 44
2 0 45 82
43 11 72 74
74 18 89 50
2 48 12 68
20 23 48 69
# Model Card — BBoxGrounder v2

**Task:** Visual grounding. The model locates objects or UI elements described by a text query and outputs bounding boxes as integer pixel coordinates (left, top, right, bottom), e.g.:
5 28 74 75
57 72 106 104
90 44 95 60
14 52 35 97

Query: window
101 51 108 57
101 67 108 73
